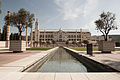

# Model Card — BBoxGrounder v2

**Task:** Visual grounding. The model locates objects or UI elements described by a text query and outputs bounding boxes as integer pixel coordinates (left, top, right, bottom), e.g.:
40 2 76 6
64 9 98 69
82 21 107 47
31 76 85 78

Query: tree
78 41 82 44
1 25 7 41
66 40 69 45
65 40 69 47
4 8 35 40
26 12 35 47
52 40 55 47
95 12 118 41
52 40 55 44
82 40 89 44
46 41 50 44
72 41 76 44
10 33 19 40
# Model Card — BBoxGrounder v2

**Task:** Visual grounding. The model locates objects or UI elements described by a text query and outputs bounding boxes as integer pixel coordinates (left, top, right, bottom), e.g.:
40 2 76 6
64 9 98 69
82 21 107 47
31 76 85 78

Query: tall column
35 19 39 47
37 29 39 42
80 29 82 42
31 26 33 47
6 11 10 41
26 25 28 47
76 29 77 42
44 29 46 42
6 11 10 48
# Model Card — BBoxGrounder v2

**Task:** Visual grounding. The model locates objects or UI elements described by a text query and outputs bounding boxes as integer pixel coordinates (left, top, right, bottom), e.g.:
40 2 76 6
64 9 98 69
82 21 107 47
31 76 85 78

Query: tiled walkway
0 47 120 80
0 72 120 80
0 51 43 66
79 51 120 71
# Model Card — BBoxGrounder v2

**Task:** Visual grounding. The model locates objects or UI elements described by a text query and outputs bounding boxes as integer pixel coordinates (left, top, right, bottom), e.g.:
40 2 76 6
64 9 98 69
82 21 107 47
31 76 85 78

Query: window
59 35 62 38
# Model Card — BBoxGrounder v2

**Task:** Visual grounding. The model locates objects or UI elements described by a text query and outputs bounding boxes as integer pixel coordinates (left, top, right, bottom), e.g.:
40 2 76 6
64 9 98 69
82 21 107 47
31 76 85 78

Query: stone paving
0 51 43 66
78 51 120 71
66 47 120 71
0 47 120 80
0 72 120 80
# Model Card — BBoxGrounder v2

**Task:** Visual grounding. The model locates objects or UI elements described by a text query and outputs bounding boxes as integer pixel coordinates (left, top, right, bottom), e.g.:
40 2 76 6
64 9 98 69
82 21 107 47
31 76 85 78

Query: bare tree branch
95 12 118 41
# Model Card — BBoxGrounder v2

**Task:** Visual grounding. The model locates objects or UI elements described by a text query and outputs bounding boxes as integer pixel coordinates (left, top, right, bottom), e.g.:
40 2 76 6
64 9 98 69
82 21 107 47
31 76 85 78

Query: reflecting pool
37 47 87 72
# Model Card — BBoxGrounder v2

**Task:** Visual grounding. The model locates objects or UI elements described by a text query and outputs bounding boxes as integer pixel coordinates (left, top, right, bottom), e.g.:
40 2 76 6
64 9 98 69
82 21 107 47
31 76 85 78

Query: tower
34 19 39 47
6 11 10 41
6 11 10 47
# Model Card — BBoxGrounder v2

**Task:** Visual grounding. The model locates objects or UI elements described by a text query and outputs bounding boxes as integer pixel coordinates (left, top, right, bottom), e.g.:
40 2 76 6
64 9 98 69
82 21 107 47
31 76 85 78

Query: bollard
87 44 93 56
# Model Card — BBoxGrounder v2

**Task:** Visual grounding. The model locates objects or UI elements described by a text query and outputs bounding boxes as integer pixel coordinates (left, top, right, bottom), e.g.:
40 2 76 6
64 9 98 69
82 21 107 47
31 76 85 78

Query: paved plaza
0 51 43 66
0 47 120 80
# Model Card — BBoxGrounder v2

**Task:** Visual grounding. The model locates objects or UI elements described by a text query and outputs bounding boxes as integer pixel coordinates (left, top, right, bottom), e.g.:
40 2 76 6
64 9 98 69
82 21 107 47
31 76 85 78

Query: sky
0 0 120 36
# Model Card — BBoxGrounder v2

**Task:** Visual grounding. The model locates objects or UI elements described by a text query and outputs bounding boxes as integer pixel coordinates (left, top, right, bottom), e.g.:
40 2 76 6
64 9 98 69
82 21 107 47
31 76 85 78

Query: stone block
9 40 26 52
98 41 115 53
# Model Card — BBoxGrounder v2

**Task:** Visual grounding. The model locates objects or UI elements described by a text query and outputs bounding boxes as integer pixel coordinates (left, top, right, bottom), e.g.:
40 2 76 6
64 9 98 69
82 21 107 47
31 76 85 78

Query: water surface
37 48 87 72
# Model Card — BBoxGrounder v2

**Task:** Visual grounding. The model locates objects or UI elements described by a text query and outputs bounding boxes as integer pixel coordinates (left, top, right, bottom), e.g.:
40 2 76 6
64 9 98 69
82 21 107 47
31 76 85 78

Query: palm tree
4 8 35 41
26 13 35 47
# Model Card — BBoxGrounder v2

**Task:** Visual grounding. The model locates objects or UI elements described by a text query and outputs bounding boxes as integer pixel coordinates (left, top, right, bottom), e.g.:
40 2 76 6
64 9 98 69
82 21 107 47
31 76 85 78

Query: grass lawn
71 47 98 51
0 49 9 51
0 48 51 51
1 47 120 51
26 48 51 51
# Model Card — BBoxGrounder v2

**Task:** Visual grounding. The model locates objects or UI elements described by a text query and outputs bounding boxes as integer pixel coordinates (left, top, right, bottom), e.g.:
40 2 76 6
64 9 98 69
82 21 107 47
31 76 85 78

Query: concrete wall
98 41 115 52
0 41 9 48
9 40 26 51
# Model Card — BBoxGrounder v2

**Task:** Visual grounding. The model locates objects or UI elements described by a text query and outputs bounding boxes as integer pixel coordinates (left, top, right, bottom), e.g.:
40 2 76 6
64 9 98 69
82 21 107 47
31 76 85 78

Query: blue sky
0 0 120 36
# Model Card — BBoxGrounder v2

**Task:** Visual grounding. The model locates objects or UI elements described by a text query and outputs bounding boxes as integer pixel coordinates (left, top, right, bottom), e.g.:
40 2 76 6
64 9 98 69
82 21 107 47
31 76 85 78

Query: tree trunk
18 29 22 40
105 34 108 41
18 24 22 40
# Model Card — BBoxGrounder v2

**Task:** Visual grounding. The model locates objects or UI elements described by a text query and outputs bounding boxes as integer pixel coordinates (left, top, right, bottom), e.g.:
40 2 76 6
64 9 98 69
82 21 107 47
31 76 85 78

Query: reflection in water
37 48 87 72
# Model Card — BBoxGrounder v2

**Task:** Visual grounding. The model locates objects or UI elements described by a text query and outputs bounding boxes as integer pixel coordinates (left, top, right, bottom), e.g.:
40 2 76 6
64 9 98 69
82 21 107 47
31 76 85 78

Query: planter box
10 40 26 52
98 41 115 53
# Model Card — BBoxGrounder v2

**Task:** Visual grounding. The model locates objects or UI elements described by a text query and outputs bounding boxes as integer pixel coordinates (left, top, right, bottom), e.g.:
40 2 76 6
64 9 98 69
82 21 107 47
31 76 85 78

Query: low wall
98 41 115 52
63 47 119 72
0 41 9 48
9 40 26 51
23 47 58 72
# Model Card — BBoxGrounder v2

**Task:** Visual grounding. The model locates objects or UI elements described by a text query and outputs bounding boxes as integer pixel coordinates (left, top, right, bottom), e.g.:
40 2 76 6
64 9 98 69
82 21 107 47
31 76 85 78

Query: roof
33 29 90 32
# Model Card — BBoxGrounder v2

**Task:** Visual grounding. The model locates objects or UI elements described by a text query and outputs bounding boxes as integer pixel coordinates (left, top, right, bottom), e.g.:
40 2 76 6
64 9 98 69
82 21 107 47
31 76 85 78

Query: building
33 28 91 43
109 35 120 42
42 29 90 42
91 35 111 41
32 20 111 45
109 35 120 47
91 35 104 41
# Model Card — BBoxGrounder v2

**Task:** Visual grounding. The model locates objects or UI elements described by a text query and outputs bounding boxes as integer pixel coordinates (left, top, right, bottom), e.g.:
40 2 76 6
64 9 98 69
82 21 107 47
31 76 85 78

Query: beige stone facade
31 20 111 46
33 28 91 43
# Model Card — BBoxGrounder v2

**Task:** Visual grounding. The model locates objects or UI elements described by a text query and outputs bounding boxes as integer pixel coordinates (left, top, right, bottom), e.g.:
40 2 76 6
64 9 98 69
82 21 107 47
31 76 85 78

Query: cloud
55 0 99 21
83 0 99 17
85 19 97 33
54 0 84 20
